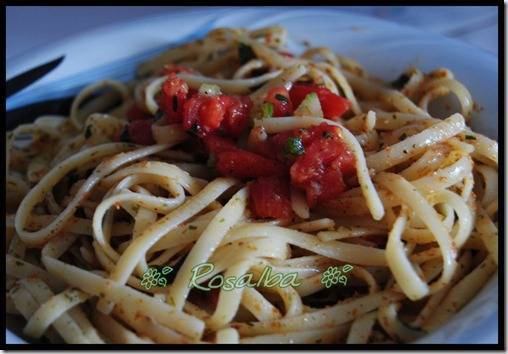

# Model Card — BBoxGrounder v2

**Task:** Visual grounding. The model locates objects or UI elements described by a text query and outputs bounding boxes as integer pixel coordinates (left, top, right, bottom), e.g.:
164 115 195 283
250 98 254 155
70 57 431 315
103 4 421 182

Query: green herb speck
283 136 305 157
261 102 274 118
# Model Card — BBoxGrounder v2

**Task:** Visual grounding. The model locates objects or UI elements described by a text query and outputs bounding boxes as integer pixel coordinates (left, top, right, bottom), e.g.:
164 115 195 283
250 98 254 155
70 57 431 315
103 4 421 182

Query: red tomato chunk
289 124 355 206
265 86 293 117
220 96 253 138
215 149 286 179
158 73 252 138
126 104 152 121
249 176 293 219
155 73 356 218
203 135 238 155
126 119 155 145
162 64 195 76
159 73 189 123
289 84 350 120
183 95 252 138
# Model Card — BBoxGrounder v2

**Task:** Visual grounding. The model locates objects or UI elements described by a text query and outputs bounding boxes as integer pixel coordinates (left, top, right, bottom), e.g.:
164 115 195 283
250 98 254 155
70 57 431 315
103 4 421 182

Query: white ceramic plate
6 7 499 345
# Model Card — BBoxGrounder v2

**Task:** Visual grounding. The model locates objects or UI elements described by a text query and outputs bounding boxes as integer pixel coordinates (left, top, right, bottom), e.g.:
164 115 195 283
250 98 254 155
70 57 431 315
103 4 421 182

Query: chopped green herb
284 136 305 157
275 94 289 104
390 73 410 90
238 43 256 64
261 102 274 118
219 218 225 223
188 225 197 230
399 133 407 141
465 134 477 140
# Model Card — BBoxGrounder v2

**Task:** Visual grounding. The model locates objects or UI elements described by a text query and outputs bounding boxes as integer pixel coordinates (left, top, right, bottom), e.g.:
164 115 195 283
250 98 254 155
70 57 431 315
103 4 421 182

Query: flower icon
141 266 173 290
320 264 354 288
141 268 161 290
321 266 341 288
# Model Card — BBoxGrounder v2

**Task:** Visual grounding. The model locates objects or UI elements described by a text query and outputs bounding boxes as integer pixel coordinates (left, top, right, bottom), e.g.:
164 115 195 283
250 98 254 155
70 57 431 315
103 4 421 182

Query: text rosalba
188 263 301 291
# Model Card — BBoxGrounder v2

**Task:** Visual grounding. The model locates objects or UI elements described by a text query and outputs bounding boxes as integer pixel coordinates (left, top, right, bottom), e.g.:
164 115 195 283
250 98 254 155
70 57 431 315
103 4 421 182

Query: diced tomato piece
159 73 189 123
289 84 326 108
183 94 252 138
291 139 340 184
290 131 355 206
249 176 293 219
266 130 295 161
126 119 155 145
220 96 253 138
319 92 351 120
203 135 238 155
318 168 347 202
199 96 226 131
259 123 342 163
265 86 293 117
182 95 205 134
216 149 286 179
289 84 350 120
330 144 356 176
162 64 195 75
278 51 294 58
126 104 152 121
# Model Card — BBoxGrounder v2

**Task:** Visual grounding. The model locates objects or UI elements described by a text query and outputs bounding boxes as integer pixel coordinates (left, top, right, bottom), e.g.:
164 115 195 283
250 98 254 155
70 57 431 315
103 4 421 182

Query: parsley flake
283 136 305 157
261 102 274 118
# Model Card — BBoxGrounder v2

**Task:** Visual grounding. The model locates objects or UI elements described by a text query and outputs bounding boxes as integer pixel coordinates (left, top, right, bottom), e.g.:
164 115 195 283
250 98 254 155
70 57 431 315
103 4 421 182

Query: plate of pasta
6 8 499 346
